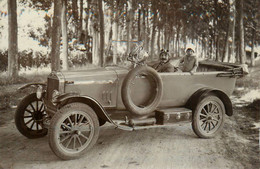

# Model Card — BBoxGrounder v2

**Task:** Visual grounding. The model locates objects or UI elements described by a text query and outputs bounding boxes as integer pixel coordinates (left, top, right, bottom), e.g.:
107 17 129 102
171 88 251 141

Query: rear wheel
48 103 99 160
15 93 48 139
192 95 225 138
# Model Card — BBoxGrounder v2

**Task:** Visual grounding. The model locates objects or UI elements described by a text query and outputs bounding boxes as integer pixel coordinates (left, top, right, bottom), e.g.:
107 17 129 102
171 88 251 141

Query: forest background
1 0 260 79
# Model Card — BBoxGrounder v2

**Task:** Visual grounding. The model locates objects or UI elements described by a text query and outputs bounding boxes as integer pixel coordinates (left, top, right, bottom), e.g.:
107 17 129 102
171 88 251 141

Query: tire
48 103 100 160
121 66 163 116
192 95 225 138
15 93 48 139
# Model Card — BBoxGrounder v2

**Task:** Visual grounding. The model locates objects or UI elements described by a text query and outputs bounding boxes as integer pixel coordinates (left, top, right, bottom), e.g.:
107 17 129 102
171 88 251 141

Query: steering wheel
127 42 148 66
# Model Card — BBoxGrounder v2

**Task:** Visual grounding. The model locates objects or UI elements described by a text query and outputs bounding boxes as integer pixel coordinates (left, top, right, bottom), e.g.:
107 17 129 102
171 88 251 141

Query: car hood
61 67 128 84
61 68 116 83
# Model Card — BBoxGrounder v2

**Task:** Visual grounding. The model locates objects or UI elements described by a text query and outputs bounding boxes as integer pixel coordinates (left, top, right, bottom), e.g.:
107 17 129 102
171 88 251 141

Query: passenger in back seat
179 46 198 75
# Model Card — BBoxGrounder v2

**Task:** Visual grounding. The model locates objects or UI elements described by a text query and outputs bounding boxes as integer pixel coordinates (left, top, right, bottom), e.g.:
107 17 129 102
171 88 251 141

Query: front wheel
192 95 225 138
48 103 100 160
15 93 48 139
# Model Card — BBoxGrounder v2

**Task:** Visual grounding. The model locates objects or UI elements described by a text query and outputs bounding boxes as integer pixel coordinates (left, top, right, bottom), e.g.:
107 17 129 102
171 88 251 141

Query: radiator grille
47 78 59 101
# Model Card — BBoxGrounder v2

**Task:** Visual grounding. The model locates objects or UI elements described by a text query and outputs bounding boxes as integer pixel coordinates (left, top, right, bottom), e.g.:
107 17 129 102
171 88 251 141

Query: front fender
18 83 46 90
186 87 233 116
56 93 118 127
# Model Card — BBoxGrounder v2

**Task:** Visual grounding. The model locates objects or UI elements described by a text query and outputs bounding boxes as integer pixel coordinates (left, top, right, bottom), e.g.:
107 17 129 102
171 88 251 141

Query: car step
114 107 193 131
155 107 192 125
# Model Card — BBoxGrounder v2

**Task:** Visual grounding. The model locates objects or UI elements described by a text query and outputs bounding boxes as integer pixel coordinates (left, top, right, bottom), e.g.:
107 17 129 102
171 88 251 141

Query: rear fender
56 94 118 126
186 88 233 116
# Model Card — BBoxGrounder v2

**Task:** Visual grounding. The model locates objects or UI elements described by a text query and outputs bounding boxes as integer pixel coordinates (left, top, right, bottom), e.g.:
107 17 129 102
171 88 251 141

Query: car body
45 66 236 112
15 61 246 160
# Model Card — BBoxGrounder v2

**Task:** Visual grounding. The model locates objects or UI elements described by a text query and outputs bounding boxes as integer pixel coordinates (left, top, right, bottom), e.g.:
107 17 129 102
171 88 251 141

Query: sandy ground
0 99 258 169
0 67 259 169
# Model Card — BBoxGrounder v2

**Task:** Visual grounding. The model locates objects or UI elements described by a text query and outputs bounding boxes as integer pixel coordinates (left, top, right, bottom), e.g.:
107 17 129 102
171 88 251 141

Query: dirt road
0 117 244 169
0 68 259 169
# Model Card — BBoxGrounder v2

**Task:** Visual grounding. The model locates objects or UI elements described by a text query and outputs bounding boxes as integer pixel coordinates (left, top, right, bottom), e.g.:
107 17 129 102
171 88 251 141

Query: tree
8 0 18 79
238 0 246 64
78 0 84 40
72 0 79 39
222 0 231 62
245 0 260 66
61 0 68 70
229 0 236 63
126 0 134 55
98 0 104 67
112 0 121 64
150 1 158 59
51 0 62 71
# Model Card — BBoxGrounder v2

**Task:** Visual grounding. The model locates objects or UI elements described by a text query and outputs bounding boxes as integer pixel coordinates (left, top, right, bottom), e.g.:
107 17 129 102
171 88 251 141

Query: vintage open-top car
15 45 247 160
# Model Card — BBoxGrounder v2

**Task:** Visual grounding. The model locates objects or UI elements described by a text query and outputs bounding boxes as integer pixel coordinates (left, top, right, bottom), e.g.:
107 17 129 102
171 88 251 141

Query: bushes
0 49 92 72
68 49 91 67
18 50 51 70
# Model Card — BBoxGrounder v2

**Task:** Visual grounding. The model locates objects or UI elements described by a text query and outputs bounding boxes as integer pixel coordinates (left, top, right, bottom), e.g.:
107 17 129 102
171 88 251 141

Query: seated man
152 49 177 72
179 47 198 74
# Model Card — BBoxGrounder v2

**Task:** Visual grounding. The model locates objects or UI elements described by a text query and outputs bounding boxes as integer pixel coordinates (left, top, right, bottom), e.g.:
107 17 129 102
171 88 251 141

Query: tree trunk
164 27 167 49
72 0 78 39
8 0 18 79
250 27 256 66
222 1 231 62
229 0 236 63
112 2 119 65
222 23 230 62
209 39 213 59
142 6 147 51
141 5 145 42
150 11 158 60
98 0 104 67
238 0 245 64
84 0 91 49
216 35 220 61
126 0 133 55
78 0 83 41
92 29 99 65
61 0 68 70
214 0 219 61
145 8 150 52
174 31 177 56
51 0 62 71
157 27 161 55
176 26 180 57
138 9 141 41
172 30 176 57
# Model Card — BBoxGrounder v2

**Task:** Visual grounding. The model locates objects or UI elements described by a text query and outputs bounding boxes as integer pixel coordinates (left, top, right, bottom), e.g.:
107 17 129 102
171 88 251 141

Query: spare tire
121 65 163 116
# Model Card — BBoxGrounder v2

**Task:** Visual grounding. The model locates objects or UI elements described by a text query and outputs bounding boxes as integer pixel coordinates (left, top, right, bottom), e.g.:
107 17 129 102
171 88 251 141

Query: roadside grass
0 63 101 86
0 70 49 86
0 68 50 126
223 67 260 168
235 78 259 89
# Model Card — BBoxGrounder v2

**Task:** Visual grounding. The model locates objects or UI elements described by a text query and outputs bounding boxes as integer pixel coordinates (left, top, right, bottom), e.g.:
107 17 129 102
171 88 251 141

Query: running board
115 122 191 131
113 107 192 131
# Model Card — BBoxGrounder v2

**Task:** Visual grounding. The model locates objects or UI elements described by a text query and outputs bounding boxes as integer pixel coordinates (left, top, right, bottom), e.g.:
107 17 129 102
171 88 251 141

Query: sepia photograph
0 0 259 168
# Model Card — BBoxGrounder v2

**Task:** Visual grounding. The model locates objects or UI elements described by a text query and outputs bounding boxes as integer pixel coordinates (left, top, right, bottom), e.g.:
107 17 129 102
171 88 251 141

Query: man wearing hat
152 49 177 72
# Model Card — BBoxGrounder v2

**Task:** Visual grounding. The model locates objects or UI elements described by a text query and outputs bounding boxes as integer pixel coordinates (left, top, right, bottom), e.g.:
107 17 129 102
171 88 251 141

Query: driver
152 49 176 72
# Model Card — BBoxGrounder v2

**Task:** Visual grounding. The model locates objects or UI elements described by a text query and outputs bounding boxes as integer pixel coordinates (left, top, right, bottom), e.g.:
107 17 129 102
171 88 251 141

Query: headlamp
36 85 43 99
52 90 60 104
